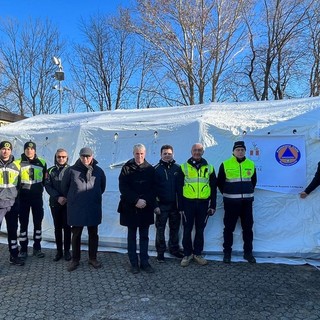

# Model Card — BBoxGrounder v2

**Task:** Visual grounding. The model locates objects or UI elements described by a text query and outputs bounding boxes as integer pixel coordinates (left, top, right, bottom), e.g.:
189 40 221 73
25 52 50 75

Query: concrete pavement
0 243 320 320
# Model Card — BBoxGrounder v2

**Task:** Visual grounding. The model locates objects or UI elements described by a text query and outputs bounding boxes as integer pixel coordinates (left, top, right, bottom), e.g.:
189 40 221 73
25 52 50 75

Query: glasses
193 149 203 152
57 156 67 159
81 155 92 158
162 153 173 156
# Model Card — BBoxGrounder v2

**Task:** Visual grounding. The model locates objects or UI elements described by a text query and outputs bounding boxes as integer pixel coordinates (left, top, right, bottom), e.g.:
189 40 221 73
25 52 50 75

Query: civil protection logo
275 144 301 166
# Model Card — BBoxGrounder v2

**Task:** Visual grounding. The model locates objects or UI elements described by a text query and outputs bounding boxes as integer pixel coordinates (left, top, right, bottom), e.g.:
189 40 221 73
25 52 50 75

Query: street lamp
52 56 65 113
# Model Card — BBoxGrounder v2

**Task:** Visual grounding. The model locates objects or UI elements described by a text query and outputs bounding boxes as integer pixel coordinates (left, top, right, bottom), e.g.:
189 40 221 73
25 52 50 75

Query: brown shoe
67 261 79 272
88 259 102 269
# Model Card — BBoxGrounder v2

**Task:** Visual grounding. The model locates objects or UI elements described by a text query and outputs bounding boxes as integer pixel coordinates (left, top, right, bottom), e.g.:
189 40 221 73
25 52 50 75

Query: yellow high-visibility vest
222 156 255 199
181 162 214 199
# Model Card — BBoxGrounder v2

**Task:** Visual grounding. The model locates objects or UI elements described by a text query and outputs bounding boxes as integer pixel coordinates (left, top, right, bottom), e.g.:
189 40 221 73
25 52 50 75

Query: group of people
0 141 106 272
1 138 318 274
0 140 47 267
117 141 257 273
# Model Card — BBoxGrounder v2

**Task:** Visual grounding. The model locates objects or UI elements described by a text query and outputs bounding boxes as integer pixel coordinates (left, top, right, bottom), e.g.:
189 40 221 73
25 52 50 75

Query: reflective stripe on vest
223 193 254 199
20 165 43 184
0 167 20 188
226 178 252 182
20 161 45 185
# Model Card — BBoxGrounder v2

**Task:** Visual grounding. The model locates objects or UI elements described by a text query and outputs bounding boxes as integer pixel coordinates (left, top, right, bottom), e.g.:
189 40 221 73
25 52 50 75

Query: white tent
1 97 320 263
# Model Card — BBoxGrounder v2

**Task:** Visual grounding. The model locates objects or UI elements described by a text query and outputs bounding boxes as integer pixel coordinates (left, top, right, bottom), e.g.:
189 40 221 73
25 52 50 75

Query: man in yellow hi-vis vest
217 141 257 264
177 143 217 267
16 141 47 260
0 141 25 266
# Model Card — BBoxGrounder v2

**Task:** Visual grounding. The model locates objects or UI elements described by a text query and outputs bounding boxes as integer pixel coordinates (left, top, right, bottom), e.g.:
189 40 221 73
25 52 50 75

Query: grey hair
55 148 68 155
133 143 146 153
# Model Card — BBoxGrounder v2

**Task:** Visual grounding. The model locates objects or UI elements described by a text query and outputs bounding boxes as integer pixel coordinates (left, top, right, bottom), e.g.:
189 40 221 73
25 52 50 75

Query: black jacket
154 159 179 205
118 159 156 227
305 162 320 194
45 160 69 207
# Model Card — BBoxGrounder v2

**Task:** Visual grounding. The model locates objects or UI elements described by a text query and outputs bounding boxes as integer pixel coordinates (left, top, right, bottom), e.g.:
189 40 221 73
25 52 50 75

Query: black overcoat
118 159 155 227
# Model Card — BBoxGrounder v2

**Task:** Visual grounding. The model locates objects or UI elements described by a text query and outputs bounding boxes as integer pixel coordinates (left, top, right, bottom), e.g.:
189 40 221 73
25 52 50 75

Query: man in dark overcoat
62 147 106 272
118 143 156 274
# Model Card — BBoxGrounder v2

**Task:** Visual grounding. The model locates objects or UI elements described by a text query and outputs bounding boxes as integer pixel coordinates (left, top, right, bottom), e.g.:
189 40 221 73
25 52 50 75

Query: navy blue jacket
61 158 106 227
154 159 179 205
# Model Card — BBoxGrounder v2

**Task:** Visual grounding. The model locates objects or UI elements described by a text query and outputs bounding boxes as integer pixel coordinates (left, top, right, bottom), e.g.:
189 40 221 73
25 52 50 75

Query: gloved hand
207 208 216 216
154 207 161 215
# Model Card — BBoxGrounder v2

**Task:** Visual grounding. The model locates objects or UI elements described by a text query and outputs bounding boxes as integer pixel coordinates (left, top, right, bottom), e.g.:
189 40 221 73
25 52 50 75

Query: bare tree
69 10 140 111
130 0 250 105
306 4 320 97
0 18 64 115
242 0 314 101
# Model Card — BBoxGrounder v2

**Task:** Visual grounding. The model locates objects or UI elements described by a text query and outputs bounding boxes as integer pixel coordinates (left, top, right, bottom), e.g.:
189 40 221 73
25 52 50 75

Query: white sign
244 135 306 194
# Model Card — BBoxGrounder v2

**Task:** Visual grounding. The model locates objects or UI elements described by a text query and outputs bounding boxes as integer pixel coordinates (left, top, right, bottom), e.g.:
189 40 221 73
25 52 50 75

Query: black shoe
130 265 140 274
33 249 45 258
157 253 165 263
243 253 256 264
64 251 72 261
223 253 231 264
68 261 80 272
53 252 63 262
88 259 102 269
9 256 25 266
140 263 154 273
18 251 28 261
170 251 184 259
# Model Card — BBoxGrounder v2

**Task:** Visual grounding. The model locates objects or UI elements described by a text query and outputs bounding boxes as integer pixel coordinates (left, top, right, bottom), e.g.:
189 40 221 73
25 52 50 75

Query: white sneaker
193 255 208 266
180 255 193 267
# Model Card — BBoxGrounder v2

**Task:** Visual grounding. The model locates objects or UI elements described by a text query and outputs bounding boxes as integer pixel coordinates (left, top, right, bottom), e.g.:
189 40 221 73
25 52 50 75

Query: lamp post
52 56 65 113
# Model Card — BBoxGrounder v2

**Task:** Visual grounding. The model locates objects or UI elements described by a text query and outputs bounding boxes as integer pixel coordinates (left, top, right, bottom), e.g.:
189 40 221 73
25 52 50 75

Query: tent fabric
1 97 320 260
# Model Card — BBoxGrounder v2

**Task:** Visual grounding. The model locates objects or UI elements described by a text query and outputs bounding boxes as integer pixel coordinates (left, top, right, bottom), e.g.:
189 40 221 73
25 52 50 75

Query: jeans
127 226 150 267
155 203 181 254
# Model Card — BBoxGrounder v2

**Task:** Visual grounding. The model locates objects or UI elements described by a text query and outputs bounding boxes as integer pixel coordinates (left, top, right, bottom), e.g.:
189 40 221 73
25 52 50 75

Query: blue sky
0 0 129 41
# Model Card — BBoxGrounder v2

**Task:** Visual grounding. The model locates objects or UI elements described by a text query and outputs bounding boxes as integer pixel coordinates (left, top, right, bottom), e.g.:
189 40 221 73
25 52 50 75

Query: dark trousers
71 225 99 262
182 200 209 256
0 201 19 258
155 203 181 254
223 200 254 254
127 226 149 267
19 195 44 252
50 205 71 253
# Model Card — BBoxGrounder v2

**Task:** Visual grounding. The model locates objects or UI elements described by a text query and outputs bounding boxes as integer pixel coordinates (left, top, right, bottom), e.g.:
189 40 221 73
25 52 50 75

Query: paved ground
0 243 320 320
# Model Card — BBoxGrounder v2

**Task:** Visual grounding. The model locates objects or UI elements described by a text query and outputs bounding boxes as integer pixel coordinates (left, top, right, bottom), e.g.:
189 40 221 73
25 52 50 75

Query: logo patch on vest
275 144 301 166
